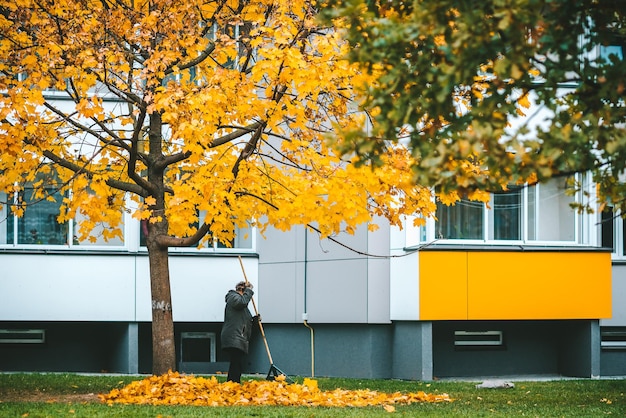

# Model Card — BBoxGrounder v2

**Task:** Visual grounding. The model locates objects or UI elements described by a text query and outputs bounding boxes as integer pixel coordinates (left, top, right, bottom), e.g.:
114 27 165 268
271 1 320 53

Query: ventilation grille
0 329 46 344
601 329 626 350
454 330 503 347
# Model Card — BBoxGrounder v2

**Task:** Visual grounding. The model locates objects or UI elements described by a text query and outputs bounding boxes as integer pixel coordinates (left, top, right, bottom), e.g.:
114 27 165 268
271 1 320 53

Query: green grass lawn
0 373 624 417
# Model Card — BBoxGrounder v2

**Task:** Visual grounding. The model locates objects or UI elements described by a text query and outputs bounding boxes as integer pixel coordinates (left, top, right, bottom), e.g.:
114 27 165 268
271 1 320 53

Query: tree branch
210 121 264 148
232 121 266 178
42 149 148 196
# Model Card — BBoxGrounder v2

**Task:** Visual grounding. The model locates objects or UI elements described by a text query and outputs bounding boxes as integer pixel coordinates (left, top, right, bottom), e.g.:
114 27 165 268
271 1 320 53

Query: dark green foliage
321 0 626 208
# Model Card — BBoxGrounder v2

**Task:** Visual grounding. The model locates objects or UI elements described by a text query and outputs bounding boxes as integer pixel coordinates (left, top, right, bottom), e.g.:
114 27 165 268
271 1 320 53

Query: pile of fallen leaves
99 371 452 408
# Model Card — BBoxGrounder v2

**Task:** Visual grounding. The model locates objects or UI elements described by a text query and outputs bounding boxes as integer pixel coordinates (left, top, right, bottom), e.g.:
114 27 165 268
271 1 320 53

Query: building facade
1 21 624 380
0 174 624 379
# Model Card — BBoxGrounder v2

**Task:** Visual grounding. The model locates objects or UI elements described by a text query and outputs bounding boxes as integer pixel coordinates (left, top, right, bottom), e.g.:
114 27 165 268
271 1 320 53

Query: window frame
421 174 593 247
600 206 626 260
0 188 131 251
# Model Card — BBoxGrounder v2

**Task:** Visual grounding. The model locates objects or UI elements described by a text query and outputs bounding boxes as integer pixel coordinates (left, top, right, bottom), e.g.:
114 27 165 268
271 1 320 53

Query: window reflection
434 177 578 243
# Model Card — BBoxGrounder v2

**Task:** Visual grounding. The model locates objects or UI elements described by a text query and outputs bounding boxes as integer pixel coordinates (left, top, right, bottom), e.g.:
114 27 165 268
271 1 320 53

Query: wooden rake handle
238 256 274 365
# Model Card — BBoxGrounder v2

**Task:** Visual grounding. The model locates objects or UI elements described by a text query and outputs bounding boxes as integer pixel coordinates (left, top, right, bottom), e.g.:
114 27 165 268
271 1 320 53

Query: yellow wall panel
419 251 612 320
419 252 468 320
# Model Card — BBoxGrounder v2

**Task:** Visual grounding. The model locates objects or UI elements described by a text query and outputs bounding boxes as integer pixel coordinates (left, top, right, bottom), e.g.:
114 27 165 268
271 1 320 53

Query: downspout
302 227 315 377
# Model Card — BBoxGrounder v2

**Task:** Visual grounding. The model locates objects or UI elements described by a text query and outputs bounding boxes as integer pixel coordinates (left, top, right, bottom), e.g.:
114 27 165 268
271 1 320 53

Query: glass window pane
533 177 576 242
622 215 626 257
435 198 484 240
492 187 522 240
527 185 537 240
73 215 124 246
18 187 68 245
233 223 253 249
601 206 615 251
0 192 11 244
71 188 125 246
601 45 623 61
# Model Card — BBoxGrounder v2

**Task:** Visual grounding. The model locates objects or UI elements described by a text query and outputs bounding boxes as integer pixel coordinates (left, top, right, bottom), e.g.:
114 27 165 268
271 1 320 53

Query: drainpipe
302 227 315 377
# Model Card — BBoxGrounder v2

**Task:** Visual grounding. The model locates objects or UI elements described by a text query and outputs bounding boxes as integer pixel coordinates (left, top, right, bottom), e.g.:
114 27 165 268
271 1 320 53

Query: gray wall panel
392 321 433 380
603 264 626 326
601 350 626 376
247 324 393 379
558 320 600 378
367 217 390 257
306 227 368 261
258 261 302 323
367 258 390 323
258 223 390 324
257 226 303 264
306 259 368 323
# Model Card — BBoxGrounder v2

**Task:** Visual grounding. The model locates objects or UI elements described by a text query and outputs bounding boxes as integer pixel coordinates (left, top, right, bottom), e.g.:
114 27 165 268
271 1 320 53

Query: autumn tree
322 0 626 209
0 0 435 374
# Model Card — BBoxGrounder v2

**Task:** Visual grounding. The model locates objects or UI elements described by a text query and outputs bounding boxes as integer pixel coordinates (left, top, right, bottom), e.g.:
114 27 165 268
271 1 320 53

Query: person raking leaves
221 280 259 383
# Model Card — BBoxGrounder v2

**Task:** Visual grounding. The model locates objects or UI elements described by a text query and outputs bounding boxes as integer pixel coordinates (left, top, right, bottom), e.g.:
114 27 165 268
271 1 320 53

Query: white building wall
0 254 137 321
0 253 258 323
389 219 420 321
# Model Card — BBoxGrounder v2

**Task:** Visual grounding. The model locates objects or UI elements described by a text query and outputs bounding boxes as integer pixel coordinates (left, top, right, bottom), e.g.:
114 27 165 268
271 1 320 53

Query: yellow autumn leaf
518 92 531 109
98 371 453 407
383 404 396 412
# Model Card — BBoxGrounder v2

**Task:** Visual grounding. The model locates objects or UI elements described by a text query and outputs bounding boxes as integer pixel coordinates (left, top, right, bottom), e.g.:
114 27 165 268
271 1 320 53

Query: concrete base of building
1 320 624 379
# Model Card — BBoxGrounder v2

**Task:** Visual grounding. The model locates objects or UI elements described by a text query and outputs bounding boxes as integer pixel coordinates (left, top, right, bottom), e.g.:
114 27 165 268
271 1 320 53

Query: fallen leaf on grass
99 371 453 407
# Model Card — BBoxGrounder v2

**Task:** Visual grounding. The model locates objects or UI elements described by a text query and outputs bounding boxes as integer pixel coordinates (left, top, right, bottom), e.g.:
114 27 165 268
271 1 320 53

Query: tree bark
147 240 176 375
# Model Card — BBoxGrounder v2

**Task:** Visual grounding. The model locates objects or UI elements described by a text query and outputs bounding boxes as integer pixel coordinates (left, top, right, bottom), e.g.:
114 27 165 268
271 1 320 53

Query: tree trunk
147 242 176 375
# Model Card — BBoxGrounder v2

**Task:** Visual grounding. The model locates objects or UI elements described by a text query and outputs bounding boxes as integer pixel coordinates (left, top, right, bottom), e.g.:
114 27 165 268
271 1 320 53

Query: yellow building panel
419 250 612 320
467 251 612 320
419 252 468 320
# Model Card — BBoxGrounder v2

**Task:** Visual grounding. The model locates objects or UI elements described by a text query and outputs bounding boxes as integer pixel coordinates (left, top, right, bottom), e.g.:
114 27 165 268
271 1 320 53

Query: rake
238 256 293 383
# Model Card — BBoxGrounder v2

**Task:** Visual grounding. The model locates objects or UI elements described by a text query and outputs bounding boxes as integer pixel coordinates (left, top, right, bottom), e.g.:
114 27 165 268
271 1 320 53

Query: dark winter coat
220 288 254 354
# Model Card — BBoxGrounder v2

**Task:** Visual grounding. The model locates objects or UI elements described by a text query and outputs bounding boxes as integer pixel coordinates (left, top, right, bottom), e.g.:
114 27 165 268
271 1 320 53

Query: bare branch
127 106 154 194
42 149 147 196
210 121 264 147
232 121 266 178
155 222 211 247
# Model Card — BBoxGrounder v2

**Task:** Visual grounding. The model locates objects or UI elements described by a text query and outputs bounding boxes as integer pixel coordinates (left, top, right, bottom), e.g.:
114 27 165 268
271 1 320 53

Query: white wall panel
390 252 420 320
169 256 258 322
0 254 136 320
0 253 258 323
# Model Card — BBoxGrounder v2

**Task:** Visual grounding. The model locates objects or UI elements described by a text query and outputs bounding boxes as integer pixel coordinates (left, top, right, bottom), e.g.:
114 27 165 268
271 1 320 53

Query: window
139 216 253 251
600 43 624 62
598 23 625 63
436 197 483 240
210 22 256 71
0 175 125 248
530 177 576 241
601 205 615 251
432 177 580 244
73 211 125 247
491 186 522 240
2 181 68 245
599 206 626 259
